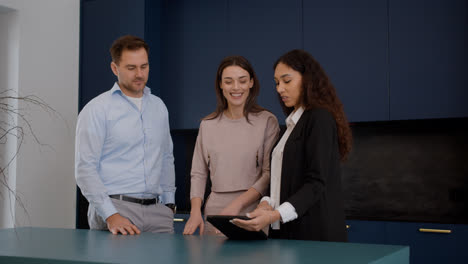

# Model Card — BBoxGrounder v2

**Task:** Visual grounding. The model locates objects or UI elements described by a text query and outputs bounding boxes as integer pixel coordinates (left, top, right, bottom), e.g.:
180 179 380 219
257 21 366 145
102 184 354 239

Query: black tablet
206 215 268 240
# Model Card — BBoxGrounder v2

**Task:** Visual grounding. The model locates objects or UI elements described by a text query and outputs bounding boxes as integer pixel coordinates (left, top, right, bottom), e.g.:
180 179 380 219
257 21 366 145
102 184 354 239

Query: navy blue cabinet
454 224 468 260
80 0 468 126
227 0 302 120
161 0 229 129
386 222 466 264
158 0 468 128
346 220 387 244
303 0 389 122
389 0 468 120
174 214 190 234
348 220 468 264
80 0 146 110
160 0 303 129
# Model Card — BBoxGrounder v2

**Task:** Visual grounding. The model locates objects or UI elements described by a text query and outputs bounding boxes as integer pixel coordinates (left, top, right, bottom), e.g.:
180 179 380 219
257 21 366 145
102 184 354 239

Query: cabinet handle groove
419 228 451 234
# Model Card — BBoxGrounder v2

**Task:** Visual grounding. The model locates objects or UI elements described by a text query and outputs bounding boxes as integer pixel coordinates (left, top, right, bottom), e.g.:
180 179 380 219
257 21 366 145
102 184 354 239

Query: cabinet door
346 220 387 244
227 0 302 122
80 0 146 110
173 214 190 234
161 0 229 129
454 224 468 260
303 0 389 122
386 222 460 264
389 0 468 120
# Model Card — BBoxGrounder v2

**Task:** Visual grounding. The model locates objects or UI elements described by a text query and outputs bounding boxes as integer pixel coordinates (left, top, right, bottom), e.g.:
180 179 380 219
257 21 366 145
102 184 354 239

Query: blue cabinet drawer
453 224 468 260
346 220 386 244
386 222 462 264
173 214 189 234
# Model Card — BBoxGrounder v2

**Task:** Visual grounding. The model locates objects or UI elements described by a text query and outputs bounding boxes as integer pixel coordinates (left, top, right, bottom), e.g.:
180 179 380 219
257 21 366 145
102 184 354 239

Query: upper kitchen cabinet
160 0 230 129
227 0 302 120
389 0 468 120
303 0 389 122
80 0 146 110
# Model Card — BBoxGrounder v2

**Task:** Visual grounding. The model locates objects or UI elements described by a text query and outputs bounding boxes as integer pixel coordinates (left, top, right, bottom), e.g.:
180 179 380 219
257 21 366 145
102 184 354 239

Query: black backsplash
342 118 468 223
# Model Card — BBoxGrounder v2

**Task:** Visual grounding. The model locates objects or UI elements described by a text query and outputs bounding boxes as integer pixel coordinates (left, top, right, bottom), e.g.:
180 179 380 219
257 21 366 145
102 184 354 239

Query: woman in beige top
183 55 280 235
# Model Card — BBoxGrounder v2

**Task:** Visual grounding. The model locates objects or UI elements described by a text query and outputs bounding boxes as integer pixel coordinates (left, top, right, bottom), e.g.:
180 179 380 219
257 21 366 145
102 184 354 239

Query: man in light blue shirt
75 35 176 235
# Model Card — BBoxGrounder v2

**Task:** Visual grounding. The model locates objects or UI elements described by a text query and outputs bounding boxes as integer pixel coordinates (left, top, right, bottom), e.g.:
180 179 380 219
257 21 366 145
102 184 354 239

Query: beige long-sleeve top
190 111 280 200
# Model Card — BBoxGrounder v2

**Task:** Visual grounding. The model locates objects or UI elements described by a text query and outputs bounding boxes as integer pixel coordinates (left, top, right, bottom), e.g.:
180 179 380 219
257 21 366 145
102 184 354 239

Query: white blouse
261 107 304 229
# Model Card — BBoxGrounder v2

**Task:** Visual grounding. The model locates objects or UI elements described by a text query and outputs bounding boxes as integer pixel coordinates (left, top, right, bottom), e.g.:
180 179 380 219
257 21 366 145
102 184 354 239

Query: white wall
0 0 79 228
0 6 19 228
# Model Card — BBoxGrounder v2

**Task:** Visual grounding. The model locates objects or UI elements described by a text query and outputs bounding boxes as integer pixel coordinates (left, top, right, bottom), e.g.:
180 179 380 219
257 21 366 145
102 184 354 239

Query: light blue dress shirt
75 83 176 220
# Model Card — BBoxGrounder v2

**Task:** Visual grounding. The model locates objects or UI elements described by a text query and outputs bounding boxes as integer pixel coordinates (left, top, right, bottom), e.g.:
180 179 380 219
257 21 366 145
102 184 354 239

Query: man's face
111 48 149 98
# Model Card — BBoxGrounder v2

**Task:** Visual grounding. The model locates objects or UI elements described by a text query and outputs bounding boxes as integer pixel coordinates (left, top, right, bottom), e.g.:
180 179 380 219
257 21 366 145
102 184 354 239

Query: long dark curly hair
205 55 265 122
274 49 352 161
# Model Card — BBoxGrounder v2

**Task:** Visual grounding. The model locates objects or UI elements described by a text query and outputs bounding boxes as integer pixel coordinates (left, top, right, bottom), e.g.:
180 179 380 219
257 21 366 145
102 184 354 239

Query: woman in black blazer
233 49 352 241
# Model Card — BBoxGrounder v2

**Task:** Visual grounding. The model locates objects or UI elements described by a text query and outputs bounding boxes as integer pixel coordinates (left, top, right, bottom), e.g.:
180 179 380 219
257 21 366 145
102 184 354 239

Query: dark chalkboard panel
342 118 468 223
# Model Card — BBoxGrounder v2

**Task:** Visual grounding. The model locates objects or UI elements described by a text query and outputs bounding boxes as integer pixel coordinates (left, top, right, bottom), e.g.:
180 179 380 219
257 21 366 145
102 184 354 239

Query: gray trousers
88 198 174 233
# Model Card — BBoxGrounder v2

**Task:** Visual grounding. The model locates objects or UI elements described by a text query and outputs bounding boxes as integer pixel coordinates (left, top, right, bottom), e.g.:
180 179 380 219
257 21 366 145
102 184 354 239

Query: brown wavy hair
205 55 265 122
274 49 352 161
110 35 149 65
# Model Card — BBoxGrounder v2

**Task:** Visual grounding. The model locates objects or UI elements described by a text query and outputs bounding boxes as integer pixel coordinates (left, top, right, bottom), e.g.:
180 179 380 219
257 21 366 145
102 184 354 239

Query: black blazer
270 108 347 242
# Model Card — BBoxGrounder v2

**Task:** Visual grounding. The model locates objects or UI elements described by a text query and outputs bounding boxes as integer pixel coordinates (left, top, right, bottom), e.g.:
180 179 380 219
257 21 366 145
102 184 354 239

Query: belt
109 195 158 205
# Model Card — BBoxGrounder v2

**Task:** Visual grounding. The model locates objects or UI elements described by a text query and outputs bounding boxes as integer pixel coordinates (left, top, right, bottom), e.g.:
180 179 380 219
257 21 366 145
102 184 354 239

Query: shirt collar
110 82 150 97
286 107 304 128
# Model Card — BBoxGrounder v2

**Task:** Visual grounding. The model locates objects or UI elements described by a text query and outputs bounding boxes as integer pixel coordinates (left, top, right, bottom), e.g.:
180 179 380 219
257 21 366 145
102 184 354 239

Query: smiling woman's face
274 62 303 110
220 65 253 110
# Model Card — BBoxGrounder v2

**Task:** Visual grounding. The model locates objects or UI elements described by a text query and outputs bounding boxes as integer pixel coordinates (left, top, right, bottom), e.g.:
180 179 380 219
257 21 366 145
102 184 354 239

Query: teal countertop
0 227 409 264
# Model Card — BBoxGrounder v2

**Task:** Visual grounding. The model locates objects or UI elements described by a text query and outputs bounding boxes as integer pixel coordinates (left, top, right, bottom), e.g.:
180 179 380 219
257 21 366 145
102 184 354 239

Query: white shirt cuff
277 202 298 224
260 196 273 207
